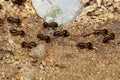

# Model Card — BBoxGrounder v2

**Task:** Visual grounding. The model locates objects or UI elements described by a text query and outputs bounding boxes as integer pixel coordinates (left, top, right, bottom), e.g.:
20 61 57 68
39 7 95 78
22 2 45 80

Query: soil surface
0 0 120 80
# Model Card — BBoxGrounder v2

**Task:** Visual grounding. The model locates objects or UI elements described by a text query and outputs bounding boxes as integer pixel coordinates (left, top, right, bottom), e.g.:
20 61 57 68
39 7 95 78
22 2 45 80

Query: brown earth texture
0 0 120 80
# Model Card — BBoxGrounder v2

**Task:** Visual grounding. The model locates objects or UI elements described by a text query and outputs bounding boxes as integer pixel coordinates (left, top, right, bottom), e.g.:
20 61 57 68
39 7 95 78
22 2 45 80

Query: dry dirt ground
0 0 120 80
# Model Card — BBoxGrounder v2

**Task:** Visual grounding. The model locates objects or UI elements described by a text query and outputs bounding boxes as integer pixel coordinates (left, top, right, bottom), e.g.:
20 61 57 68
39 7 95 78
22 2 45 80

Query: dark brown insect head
86 42 93 50
108 33 115 40
103 37 109 43
21 41 27 48
61 30 70 37
19 30 25 37
43 22 49 28
101 29 108 35
103 33 115 43
45 36 51 43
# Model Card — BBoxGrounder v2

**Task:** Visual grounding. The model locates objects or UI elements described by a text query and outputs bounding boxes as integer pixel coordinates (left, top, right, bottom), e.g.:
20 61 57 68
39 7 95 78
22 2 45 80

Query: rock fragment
29 44 47 59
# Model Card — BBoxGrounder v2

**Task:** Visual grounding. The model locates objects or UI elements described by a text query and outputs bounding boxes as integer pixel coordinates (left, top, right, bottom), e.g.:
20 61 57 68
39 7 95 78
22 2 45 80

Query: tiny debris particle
96 0 102 7
41 60 46 67
21 12 28 19
31 60 37 64
55 61 66 68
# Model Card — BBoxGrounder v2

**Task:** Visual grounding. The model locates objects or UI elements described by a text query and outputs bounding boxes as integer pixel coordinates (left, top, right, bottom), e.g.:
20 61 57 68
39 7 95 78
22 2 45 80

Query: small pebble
29 44 47 59
55 61 66 68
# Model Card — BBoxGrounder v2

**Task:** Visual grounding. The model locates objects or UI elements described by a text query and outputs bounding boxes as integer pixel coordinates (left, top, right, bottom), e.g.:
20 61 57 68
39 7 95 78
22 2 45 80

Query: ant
77 42 93 50
7 17 21 25
94 29 108 35
103 33 115 43
43 22 58 29
43 22 49 28
21 41 37 49
12 0 26 5
83 29 108 37
9 29 25 37
37 34 51 43
53 30 70 37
